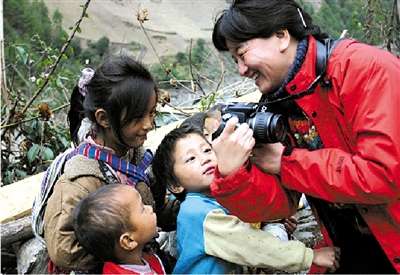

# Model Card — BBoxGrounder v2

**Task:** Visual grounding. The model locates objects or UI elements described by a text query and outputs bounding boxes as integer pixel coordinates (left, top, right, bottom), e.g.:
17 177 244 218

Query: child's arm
203 209 339 272
211 117 299 222
44 176 101 270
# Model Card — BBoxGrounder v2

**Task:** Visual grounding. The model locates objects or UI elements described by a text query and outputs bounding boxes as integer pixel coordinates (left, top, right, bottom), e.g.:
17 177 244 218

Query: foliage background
1 0 399 186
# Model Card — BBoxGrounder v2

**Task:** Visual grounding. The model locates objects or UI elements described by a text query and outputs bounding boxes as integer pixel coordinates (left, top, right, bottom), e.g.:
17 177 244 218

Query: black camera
212 102 287 143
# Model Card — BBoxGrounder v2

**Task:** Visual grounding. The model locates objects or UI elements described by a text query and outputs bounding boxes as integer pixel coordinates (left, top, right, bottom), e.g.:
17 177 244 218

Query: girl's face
227 33 294 94
121 92 157 149
172 133 217 192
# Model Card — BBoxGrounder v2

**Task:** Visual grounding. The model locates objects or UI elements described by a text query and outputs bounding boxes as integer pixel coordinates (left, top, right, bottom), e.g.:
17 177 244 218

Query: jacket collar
63 155 106 181
285 36 318 96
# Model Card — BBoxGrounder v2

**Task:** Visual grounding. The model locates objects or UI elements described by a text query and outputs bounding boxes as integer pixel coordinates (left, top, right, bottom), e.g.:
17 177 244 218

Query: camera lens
248 112 287 143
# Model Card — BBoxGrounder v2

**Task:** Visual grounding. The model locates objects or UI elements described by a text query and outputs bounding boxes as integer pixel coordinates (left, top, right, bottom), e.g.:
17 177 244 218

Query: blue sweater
173 192 238 274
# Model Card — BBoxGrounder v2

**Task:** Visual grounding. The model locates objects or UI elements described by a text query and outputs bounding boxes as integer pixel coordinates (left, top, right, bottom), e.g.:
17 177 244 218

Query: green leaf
76 26 82 33
15 169 28 178
27 144 40 164
41 147 54 161
3 171 13 186
56 76 64 88
15 46 28 64
36 78 44 87
60 136 70 148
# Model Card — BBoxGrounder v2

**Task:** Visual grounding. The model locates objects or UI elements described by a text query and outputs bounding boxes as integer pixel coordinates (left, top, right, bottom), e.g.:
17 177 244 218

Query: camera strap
261 38 340 106
316 38 340 88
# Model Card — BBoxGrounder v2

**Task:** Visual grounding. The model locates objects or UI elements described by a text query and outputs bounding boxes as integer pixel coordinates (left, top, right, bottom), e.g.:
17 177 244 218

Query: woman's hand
251 143 284 175
212 117 255 177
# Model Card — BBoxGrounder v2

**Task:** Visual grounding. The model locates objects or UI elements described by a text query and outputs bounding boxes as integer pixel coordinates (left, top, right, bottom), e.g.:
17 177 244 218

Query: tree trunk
0 0 9 105
397 0 400 25
1 216 33 247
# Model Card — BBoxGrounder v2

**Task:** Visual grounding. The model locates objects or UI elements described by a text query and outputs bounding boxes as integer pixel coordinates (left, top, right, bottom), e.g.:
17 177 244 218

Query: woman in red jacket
210 0 400 273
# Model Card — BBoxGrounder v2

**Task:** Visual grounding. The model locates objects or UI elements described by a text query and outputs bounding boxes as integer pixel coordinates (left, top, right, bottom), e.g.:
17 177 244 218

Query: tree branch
188 39 205 95
0 103 70 129
1 0 91 140
19 0 91 117
136 8 196 95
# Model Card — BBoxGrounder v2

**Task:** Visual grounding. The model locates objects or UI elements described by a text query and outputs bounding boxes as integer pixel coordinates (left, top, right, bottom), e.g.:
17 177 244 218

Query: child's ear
94 108 110 128
119 232 138 251
204 116 221 137
169 185 185 194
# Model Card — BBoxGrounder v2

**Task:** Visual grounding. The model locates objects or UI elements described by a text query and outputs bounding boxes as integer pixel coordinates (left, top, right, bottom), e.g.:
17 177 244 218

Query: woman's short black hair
152 126 206 195
72 184 132 262
68 55 158 146
213 0 328 51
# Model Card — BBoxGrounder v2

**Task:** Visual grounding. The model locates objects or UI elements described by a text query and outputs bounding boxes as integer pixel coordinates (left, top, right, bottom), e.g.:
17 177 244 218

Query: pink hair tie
78 68 95 96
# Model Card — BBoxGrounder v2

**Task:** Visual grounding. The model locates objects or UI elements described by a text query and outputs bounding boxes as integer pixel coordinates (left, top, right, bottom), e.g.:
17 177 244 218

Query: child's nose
142 115 154 131
201 157 211 166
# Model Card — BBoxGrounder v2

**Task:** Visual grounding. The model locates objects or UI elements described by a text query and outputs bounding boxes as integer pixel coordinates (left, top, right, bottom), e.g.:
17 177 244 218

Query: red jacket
211 36 400 271
102 253 165 274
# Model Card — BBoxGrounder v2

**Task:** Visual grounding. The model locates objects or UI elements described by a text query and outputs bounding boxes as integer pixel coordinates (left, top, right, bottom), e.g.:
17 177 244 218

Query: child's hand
283 216 297 235
212 117 255 177
312 247 341 272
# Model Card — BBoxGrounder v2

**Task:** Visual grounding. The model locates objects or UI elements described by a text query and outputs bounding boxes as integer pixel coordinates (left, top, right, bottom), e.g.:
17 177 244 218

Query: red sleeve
281 44 400 204
210 164 296 223
103 262 135 274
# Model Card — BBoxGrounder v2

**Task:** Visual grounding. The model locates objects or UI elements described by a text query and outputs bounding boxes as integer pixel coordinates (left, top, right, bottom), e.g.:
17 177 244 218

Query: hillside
44 0 229 63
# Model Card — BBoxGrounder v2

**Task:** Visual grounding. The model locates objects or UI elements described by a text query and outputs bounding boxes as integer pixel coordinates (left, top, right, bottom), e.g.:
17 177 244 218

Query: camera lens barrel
248 112 287 143
211 103 287 143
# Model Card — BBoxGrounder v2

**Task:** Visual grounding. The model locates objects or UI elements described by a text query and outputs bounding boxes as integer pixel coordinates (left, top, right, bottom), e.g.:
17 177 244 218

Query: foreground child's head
73 184 157 263
152 126 217 196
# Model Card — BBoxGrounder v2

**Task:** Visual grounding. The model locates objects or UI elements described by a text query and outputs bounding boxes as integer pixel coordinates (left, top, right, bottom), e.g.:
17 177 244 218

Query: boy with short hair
73 184 166 274
152 125 340 274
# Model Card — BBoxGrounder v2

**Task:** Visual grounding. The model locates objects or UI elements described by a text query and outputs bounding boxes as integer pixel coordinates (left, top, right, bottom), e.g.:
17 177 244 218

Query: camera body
212 102 287 143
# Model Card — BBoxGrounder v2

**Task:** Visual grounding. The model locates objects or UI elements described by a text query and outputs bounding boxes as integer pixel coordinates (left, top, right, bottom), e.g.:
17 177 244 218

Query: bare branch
161 100 191 117
136 8 196 95
0 103 70 130
213 50 225 93
188 39 205 95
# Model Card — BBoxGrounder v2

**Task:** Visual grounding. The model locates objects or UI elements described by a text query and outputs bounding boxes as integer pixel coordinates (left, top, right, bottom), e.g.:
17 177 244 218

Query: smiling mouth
250 72 260 81
203 166 215 175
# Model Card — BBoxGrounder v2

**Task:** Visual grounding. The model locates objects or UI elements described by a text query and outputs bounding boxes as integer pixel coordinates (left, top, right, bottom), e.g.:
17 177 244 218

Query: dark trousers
312 199 396 274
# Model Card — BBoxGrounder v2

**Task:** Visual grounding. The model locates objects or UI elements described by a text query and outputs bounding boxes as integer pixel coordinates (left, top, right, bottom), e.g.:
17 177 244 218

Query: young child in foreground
152 124 340 274
180 109 298 242
73 184 166 274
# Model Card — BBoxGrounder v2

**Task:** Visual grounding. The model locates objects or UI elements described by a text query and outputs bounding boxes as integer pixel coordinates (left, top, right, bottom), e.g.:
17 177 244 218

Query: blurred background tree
1 0 399 186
